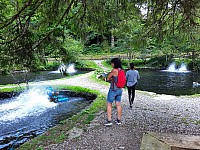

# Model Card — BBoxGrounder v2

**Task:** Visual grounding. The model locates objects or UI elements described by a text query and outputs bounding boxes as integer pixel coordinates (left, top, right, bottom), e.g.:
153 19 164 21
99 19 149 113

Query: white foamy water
178 63 187 72
167 62 176 72
0 87 57 122
49 64 76 74
162 62 191 73
66 64 76 74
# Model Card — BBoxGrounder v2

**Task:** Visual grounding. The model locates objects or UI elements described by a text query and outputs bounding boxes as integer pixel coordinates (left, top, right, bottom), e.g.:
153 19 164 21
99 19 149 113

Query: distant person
104 58 126 126
126 63 140 108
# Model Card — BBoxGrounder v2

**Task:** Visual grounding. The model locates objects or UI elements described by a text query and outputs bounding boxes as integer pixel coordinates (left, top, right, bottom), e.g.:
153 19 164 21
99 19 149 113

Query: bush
83 44 103 54
193 60 200 71
60 36 83 63
165 58 194 70
45 62 60 70
103 55 174 68
174 58 192 66
146 55 174 67
104 59 146 69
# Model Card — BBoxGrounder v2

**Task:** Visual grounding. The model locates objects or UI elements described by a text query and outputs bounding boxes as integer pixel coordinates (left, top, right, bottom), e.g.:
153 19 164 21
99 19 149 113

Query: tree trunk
192 50 195 70
111 33 114 48
24 69 29 90
97 35 99 44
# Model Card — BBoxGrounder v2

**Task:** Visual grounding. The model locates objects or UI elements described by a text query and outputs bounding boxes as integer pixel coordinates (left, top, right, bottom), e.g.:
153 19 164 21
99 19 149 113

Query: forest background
0 0 199 74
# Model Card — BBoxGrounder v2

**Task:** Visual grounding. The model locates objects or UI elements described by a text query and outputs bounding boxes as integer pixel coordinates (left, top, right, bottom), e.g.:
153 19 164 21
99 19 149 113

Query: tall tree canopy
0 0 199 71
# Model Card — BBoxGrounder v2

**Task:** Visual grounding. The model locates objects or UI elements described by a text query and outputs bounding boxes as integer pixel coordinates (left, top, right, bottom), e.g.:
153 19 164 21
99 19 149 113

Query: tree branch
0 0 43 45
32 0 76 49
0 0 33 30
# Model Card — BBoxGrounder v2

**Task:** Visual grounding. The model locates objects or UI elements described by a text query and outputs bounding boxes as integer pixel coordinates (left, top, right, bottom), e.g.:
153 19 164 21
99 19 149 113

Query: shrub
83 44 102 54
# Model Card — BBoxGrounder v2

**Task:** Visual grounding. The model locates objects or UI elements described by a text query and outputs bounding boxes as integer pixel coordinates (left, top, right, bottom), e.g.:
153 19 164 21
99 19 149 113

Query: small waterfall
178 63 187 72
49 64 76 74
166 62 176 72
66 64 76 74
163 62 190 73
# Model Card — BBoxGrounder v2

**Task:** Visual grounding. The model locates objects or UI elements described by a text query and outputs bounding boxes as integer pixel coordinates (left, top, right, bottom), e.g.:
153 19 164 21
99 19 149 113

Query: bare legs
116 101 122 120
107 103 112 121
106 101 122 121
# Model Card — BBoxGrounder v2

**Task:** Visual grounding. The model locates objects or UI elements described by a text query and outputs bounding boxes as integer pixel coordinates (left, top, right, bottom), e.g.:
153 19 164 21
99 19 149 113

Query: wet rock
0 92 20 99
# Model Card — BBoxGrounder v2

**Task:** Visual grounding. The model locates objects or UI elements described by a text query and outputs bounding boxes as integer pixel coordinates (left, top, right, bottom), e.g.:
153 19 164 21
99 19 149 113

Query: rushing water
0 87 91 149
162 62 191 73
137 69 200 95
50 64 77 74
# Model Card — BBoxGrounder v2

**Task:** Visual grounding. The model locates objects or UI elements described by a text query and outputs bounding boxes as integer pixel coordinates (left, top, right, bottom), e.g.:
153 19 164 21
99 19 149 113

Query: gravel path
21 61 200 149
93 60 109 71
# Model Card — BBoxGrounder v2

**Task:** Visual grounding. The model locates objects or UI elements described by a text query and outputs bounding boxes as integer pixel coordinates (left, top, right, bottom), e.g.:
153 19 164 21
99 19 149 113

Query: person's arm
125 71 129 87
106 69 117 81
126 71 129 80
137 71 140 80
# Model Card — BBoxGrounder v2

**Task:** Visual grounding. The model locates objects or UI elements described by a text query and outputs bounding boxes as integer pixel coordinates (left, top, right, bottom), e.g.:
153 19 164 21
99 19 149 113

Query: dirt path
93 60 109 71
39 60 200 150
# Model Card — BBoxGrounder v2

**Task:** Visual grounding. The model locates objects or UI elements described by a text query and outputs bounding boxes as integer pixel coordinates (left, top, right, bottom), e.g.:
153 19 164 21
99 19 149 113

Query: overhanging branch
0 0 33 30
32 0 76 50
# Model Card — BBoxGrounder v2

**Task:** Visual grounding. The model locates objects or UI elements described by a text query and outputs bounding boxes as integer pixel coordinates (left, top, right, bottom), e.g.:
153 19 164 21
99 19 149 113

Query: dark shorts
107 89 122 103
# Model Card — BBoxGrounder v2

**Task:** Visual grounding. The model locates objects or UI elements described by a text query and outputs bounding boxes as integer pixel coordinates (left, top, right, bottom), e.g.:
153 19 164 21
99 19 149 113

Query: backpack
115 69 126 88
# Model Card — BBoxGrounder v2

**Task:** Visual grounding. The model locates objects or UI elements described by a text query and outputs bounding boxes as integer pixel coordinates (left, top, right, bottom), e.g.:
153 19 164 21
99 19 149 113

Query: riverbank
2 60 200 150
14 86 106 150
43 74 200 150
43 61 200 149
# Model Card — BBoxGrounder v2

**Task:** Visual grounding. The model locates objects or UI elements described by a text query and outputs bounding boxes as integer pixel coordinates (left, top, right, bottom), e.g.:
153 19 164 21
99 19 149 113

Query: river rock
140 132 200 150
0 92 20 99
68 127 83 140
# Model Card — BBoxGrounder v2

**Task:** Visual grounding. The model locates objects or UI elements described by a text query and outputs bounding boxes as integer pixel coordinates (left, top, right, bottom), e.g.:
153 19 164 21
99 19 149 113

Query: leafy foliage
0 0 200 72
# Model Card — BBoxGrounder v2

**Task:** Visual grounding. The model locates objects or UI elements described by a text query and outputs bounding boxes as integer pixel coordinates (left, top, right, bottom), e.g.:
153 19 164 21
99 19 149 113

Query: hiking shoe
130 105 132 108
104 120 113 126
116 119 122 125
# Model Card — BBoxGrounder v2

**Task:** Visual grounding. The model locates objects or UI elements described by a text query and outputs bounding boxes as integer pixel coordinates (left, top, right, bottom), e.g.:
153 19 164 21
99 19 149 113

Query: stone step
140 132 200 150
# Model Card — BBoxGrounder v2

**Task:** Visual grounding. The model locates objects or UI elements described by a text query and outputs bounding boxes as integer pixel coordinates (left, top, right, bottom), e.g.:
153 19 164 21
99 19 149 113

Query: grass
181 118 188 125
195 120 200 125
101 60 112 69
75 60 99 69
81 60 110 86
17 85 106 150
186 94 200 97
0 86 26 92
79 53 127 60
90 72 109 86
102 59 128 69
